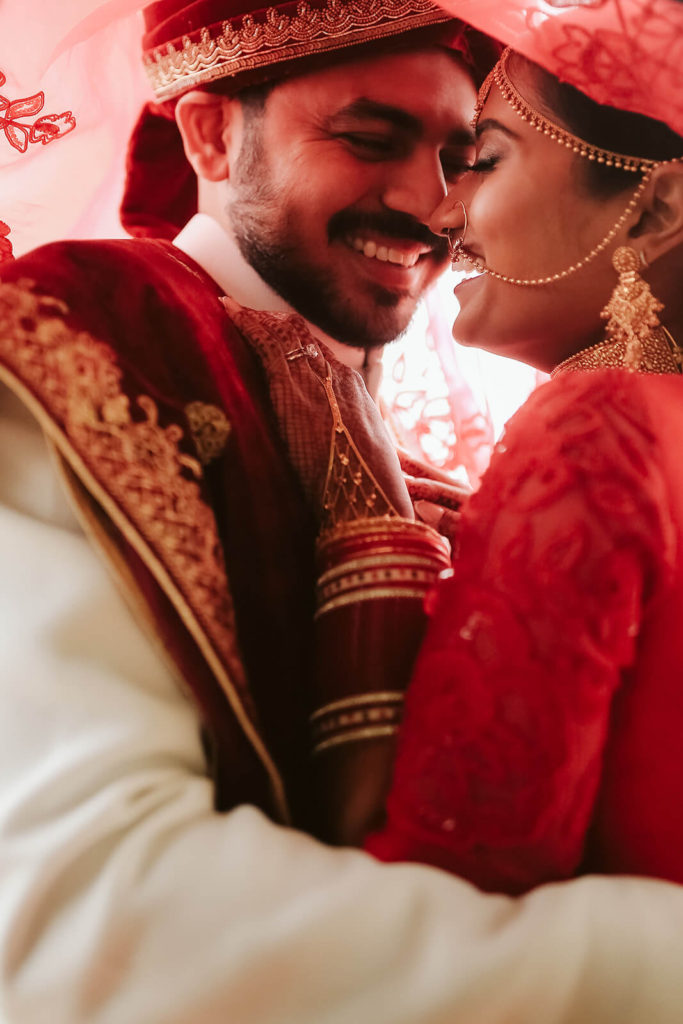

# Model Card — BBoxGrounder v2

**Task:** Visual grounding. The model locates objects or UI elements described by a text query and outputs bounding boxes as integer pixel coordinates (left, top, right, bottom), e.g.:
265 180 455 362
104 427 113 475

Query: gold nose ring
447 200 468 266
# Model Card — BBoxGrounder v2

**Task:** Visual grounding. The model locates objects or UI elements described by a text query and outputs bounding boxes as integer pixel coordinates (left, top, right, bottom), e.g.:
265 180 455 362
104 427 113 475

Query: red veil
432 0 683 136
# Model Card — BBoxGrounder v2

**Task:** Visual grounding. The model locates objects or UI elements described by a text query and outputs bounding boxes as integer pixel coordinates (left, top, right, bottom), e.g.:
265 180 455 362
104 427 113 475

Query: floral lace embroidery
0 221 12 264
545 0 607 7
0 69 76 153
548 0 683 136
377 371 676 891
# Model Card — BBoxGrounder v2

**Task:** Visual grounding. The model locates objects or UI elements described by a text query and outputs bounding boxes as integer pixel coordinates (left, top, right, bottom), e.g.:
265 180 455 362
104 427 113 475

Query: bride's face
432 57 639 372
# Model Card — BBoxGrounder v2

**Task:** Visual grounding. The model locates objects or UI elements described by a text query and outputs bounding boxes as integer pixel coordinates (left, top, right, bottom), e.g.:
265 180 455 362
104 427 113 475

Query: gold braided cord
457 173 652 287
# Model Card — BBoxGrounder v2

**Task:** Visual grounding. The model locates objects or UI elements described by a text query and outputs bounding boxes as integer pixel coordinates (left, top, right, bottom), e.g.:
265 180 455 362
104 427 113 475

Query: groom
0 0 681 1020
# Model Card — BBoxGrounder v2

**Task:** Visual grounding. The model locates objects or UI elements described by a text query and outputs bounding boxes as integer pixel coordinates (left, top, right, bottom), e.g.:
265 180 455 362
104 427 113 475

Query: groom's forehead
262 47 477 135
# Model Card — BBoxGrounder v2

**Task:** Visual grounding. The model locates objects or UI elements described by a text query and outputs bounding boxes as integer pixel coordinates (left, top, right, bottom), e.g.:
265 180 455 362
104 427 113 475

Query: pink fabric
0 1 150 258
434 0 683 137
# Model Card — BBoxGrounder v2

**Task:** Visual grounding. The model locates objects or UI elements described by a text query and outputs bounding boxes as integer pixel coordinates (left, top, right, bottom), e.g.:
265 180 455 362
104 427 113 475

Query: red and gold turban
142 0 460 101
122 0 479 237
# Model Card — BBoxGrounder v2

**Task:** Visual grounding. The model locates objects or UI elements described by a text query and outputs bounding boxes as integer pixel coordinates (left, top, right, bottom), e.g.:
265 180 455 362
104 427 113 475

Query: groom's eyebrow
330 98 476 144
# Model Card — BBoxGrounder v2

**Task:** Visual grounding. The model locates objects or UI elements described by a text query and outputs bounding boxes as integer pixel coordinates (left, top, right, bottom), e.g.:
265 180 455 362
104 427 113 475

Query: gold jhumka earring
604 247 665 369
605 247 683 371
554 246 683 375
557 244 683 376
459 47 683 376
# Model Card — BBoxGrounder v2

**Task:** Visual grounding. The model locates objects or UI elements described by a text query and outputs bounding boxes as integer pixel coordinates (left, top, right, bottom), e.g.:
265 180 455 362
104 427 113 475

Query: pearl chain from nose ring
452 174 651 287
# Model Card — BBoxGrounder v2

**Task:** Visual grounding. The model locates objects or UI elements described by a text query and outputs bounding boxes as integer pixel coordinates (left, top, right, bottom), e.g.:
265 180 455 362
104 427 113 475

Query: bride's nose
429 193 468 238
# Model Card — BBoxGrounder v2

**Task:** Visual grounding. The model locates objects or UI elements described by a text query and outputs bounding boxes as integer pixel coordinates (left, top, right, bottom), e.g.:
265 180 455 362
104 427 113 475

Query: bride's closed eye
468 153 500 174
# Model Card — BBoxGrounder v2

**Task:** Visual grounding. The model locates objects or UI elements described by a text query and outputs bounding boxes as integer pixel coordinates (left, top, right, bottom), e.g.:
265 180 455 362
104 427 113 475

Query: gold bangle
312 724 399 755
315 585 432 618
310 691 405 722
310 692 404 753
317 552 448 589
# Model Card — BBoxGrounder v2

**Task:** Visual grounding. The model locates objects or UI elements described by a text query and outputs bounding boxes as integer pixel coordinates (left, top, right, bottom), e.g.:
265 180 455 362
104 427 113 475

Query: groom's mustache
328 209 448 258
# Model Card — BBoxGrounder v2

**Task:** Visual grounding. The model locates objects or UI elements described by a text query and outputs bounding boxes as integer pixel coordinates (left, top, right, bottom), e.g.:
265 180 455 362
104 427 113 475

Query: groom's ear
175 91 244 182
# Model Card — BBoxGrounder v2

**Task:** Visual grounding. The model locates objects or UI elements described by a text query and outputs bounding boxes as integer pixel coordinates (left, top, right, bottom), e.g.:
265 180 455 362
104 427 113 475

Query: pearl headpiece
475 48 661 175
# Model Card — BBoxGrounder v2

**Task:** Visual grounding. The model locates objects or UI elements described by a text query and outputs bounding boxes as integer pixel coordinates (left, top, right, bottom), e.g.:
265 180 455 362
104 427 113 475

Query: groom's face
229 48 477 349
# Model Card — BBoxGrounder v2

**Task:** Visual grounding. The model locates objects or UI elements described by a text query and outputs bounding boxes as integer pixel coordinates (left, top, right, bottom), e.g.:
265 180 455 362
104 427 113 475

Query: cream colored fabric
2 384 683 1023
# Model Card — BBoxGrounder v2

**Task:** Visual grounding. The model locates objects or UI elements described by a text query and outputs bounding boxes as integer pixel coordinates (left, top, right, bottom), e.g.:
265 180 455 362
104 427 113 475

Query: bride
366 33 683 893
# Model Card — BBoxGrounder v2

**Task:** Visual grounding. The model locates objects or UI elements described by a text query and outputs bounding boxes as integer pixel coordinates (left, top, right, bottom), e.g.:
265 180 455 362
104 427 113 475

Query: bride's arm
368 372 672 892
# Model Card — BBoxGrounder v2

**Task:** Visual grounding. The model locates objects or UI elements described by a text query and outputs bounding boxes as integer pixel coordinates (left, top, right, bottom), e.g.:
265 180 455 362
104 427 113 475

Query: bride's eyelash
468 155 500 174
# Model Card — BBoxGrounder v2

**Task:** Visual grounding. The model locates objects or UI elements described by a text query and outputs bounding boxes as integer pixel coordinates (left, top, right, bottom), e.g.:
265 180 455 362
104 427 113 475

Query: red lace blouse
367 369 683 893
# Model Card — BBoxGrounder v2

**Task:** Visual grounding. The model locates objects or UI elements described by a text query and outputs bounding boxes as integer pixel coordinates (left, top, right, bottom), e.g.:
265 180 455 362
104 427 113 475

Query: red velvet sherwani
0 236 319 825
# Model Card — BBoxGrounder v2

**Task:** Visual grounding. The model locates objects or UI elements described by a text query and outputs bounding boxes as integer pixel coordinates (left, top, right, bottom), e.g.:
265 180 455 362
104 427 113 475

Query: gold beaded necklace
551 325 683 378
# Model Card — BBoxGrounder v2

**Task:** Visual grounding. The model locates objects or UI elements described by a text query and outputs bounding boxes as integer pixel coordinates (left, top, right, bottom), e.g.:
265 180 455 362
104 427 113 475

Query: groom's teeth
348 237 422 268
397 250 419 268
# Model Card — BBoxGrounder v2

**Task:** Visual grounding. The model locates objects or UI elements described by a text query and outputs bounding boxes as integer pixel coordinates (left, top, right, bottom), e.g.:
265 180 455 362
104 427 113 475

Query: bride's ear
628 162 683 263
175 91 242 182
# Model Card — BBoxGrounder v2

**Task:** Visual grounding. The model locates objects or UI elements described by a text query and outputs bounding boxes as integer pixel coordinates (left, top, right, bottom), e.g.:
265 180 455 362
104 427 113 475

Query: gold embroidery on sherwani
0 279 288 821
318 369 400 533
223 301 403 532
144 0 451 101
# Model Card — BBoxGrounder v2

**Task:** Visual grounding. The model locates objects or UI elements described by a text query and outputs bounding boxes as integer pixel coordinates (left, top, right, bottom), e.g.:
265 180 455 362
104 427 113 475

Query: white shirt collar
173 213 375 375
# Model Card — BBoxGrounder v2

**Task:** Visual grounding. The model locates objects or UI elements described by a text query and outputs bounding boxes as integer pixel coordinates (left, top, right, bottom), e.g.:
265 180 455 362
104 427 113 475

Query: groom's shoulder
0 235 184 299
